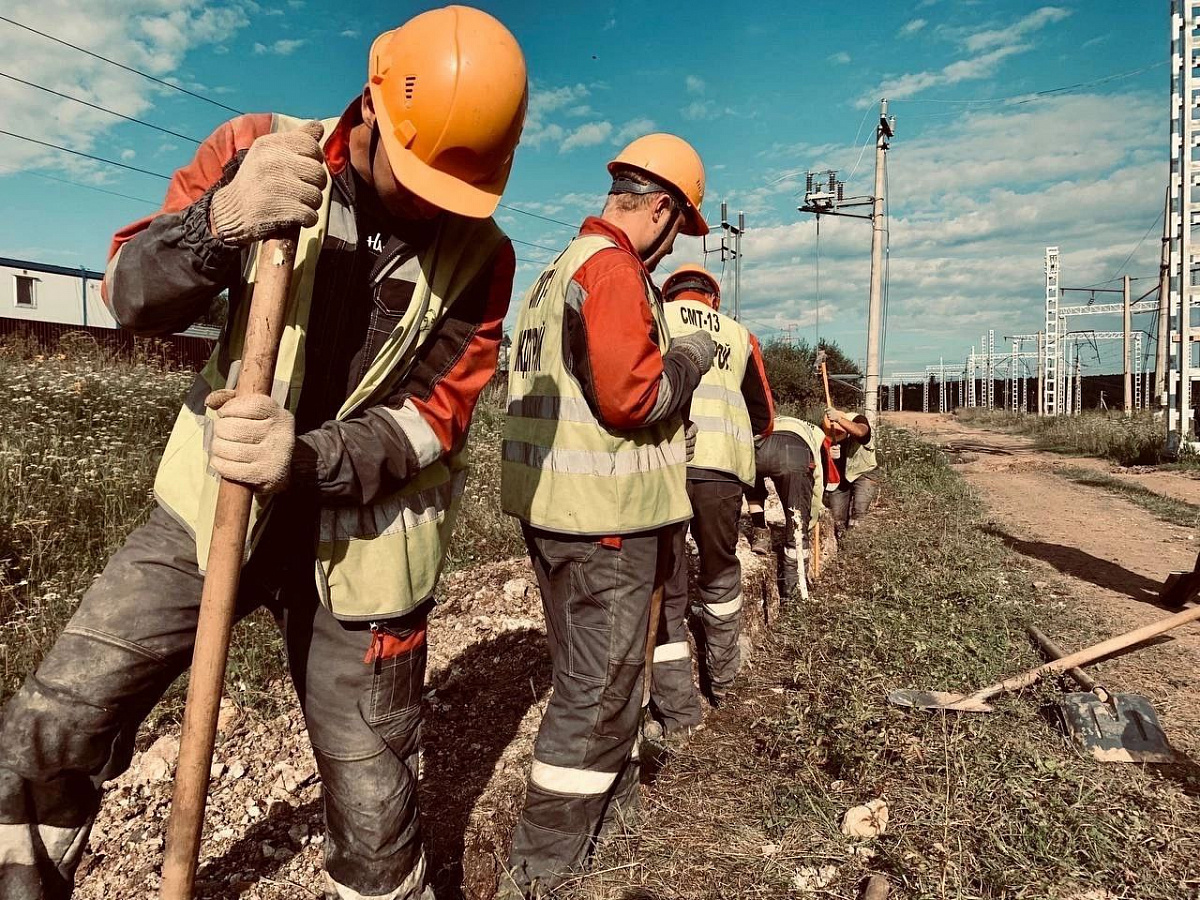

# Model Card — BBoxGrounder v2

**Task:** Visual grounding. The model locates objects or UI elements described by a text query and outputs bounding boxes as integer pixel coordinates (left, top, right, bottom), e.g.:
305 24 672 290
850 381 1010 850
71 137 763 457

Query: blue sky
0 1 1168 378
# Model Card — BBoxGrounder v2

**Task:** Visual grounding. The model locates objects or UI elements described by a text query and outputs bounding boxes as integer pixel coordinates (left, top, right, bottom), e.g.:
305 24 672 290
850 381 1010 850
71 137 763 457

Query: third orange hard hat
368 6 528 218
608 133 708 236
663 263 721 310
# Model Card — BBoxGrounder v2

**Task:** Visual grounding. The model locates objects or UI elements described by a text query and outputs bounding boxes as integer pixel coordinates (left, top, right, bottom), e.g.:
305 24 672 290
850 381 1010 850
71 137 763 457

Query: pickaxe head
813 349 827 374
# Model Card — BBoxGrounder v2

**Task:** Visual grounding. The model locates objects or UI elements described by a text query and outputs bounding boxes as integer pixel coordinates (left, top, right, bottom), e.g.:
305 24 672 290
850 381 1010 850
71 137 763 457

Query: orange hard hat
608 133 708 236
663 263 721 310
368 6 528 219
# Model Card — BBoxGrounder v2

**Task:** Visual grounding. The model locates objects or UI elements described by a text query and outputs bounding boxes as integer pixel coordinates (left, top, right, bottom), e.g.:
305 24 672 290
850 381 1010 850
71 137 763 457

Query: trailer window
14 275 36 308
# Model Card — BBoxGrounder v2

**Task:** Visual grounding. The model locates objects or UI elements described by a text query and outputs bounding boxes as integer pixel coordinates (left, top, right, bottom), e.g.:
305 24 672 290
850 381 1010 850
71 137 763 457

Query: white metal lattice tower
987 329 996 408
967 350 977 407
939 359 947 413
922 375 930 413
1170 2 1199 447
1134 332 1145 411
1043 247 1061 415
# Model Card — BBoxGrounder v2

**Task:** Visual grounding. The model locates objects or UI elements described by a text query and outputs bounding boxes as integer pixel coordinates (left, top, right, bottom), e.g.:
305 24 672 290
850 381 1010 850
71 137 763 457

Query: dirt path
888 412 1200 753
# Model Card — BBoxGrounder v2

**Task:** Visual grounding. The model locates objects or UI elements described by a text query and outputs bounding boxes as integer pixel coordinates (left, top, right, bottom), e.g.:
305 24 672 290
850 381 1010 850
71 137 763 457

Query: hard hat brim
373 83 508 219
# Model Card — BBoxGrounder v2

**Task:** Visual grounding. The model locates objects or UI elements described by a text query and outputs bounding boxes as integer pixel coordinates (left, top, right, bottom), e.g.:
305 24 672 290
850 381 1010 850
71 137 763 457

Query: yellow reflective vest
152 114 505 621
663 298 755 485
771 416 826 534
501 235 690 535
840 420 879 482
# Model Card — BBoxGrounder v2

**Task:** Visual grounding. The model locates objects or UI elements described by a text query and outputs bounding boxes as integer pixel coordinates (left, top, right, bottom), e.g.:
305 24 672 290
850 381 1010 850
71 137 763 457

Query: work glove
826 407 841 423
670 330 716 376
205 389 295 494
685 420 699 462
209 121 328 246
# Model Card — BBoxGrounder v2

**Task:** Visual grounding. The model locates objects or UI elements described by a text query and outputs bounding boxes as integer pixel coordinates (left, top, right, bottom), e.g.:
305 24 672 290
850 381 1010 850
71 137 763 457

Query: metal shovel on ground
888 602 1200 714
1026 626 1172 764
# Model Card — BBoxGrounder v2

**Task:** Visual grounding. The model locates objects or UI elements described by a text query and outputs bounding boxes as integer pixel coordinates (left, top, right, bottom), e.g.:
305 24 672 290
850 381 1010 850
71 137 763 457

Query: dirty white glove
209 121 328 246
670 330 716 376
685 420 699 462
205 389 295 494
826 407 841 423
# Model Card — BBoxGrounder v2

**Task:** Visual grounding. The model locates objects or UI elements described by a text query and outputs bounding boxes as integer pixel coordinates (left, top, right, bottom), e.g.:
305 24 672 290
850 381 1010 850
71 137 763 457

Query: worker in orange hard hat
0 8 525 899
501 133 714 896
648 264 774 736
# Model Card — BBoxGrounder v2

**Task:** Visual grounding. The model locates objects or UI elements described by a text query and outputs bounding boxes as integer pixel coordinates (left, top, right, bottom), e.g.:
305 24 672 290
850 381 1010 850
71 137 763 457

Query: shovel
888 602 1200 713
160 231 300 900
1027 626 1173 764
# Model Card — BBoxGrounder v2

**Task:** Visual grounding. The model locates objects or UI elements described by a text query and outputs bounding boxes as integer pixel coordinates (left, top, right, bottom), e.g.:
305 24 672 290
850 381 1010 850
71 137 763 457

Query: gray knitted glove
209 121 328 246
685 420 699 462
205 389 296 494
670 330 716 376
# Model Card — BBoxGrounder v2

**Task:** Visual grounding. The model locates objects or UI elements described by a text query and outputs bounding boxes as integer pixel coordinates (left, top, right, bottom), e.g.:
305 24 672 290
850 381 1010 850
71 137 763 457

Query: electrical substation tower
1042 247 1061 416
703 201 745 322
798 99 895 428
1169 1 1200 451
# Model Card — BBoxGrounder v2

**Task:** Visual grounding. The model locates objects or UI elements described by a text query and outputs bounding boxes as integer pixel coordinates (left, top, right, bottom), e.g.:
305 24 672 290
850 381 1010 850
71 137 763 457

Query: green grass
574 426 1199 900
956 407 1171 466
1055 465 1200 528
0 344 519 724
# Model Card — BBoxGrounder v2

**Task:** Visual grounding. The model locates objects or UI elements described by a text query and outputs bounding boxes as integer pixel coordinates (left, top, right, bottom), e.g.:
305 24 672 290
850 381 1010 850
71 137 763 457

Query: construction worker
500 134 714 896
651 264 773 728
825 407 879 537
747 417 838 597
0 9 527 900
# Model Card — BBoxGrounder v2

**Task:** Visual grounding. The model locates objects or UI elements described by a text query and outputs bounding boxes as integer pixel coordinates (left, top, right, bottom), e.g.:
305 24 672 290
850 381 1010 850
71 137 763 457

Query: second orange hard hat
608 133 708 236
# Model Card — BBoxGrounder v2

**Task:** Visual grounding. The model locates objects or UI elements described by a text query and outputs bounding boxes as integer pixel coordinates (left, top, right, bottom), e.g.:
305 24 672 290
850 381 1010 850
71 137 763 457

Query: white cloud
0 0 249 179
340 29 360 38
253 38 306 56
695 91 1164 373
120 149 136 161
613 117 655 145
964 6 1071 53
524 82 592 148
686 75 706 95
859 44 1028 106
828 51 851 65
559 121 613 153
899 18 927 37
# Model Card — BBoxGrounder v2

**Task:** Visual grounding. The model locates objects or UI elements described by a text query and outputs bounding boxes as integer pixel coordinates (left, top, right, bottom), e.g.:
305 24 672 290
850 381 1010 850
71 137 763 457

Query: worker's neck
600 209 652 259
348 122 376 195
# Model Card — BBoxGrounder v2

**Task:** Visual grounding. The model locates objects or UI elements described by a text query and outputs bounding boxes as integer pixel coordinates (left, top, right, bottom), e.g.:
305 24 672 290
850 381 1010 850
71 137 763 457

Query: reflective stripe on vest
664 298 754 485
770 416 826 530
501 234 690 535
151 113 504 621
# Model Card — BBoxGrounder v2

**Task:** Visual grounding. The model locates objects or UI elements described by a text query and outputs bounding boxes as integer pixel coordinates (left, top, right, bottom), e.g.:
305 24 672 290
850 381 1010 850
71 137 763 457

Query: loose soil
888 411 1200 754
74 523 799 899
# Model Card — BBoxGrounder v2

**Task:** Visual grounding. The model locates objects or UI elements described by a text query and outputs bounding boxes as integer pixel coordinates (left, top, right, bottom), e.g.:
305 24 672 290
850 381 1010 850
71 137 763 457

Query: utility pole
707 202 745 321
864 99 894 429
1157 186 1170 410
798 106 893 425
1123 274 1132 415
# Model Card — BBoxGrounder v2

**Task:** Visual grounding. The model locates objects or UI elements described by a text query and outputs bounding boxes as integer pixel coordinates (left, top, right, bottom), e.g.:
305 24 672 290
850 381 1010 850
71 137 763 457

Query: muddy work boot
750 527 772 556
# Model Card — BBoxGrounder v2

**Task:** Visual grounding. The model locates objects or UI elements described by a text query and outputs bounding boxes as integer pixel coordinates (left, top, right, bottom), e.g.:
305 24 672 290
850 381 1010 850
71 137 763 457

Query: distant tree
760 337 861 414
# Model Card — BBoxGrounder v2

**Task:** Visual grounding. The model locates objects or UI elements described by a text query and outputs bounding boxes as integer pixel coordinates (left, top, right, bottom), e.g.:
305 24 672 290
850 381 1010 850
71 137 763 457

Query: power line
0 160 157 205
497 201 577 230
893 60 1166 107
1105 208 1164 284
0 129 171 179
0 15 244 115
508 235 561 255
0 70 203 144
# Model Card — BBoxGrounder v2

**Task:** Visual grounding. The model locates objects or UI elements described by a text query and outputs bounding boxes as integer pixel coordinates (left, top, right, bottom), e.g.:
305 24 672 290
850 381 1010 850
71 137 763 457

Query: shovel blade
1058 692 1175 764
887 689 993 713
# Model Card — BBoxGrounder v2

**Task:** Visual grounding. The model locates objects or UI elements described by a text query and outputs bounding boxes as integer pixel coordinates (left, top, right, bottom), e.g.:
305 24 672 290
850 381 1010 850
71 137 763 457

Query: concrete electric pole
798 100 894 429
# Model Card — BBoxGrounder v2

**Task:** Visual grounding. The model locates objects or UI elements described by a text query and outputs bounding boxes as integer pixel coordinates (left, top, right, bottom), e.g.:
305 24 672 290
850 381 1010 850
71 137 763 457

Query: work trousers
503 524 673 898
0 506 433 900
746 434 815 596
663 478 745 708
827 475 879 537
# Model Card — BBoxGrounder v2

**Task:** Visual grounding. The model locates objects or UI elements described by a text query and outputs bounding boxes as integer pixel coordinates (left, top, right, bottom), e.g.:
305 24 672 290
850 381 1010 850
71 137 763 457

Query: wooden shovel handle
1026 625 1099 692
967 603 1200 706
820 361 833 408
160 232 299 900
